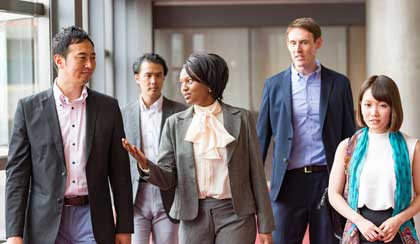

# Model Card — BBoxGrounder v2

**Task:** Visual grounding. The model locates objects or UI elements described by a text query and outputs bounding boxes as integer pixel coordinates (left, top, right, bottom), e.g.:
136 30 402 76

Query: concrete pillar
366 0 420 137
366 0 420 233
114 0 153 106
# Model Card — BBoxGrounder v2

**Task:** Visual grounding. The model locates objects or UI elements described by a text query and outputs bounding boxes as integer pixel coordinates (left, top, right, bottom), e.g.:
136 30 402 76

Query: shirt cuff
138 163 150 174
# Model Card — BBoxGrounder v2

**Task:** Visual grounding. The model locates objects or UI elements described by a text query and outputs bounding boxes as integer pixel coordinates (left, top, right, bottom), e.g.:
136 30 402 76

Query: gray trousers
132 182 178 244
55 205 96 244
179 198 256 244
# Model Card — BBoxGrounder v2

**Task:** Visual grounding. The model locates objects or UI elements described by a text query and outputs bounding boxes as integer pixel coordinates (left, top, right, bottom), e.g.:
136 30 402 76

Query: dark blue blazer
257 66 355 201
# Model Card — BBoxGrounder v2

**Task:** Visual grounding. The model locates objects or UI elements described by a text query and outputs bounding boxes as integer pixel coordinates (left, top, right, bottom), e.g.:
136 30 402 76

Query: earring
208 88 212 93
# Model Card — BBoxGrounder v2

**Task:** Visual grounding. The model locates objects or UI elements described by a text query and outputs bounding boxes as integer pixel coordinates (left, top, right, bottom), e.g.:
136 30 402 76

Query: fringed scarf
347 127 418 240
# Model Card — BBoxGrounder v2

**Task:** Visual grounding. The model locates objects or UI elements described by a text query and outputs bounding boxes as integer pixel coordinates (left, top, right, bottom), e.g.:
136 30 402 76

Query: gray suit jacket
122 97 186 223
142 103 275 234
6 88 133 244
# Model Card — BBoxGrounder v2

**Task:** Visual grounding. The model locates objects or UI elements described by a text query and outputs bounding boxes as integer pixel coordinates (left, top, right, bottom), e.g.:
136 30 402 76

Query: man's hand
115 233 131 244
7 236 24 244
121 138 148 169
259 233 272 244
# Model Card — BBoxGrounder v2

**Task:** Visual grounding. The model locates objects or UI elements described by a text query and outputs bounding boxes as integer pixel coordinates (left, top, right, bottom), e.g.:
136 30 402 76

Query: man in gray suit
6 26 133 244
122 53 186 244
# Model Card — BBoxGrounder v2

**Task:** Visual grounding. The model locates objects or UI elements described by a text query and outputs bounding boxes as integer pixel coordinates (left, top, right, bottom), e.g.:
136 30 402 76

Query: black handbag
319 133 360 240
319 187 346 240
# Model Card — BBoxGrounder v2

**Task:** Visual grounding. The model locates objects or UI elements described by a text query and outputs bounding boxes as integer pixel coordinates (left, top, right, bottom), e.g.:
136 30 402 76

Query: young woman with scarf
328 75 420 244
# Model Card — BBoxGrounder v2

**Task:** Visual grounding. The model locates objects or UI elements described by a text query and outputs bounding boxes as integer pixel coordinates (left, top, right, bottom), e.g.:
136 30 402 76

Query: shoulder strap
344 131 360 173
343 129 363 199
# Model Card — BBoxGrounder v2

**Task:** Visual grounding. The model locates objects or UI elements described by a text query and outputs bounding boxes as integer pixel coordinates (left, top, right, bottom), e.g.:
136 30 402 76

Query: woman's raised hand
121 138 148 170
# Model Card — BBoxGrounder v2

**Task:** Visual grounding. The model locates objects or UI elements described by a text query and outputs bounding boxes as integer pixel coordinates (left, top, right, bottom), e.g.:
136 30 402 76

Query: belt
64 195 89 206
291 165 327 174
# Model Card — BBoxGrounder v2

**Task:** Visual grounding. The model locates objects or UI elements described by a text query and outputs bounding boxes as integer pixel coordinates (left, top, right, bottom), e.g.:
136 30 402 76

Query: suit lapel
319 66 333 128
222 103 241 165
133 101 141 149
85 88 98 159
283 68 293 125
177 107 195 167
160 97 172 142
42 88 66 166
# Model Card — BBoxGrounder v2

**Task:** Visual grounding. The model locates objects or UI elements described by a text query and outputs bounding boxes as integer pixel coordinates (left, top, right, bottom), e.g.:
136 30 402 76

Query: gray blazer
142 103 275 234
6 88 133 244
122 97 186 223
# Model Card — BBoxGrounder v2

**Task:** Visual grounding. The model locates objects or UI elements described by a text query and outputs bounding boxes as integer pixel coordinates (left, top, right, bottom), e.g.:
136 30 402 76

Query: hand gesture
121 138 148 169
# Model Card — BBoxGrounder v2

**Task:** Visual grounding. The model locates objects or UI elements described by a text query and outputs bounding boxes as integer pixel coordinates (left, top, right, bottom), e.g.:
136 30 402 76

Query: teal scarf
347 127 418 239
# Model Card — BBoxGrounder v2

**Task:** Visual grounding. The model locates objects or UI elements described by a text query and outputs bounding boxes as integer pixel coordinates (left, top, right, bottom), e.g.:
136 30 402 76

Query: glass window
155 26 348 185
251 27 348 111
0 12 51 156
155 28 250 109
155 26 347 112
0 8 50 240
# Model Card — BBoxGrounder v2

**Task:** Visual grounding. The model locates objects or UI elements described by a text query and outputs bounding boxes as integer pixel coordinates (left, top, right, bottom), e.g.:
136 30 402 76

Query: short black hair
183 53 229 100
132 53 168 76
52 26 94 58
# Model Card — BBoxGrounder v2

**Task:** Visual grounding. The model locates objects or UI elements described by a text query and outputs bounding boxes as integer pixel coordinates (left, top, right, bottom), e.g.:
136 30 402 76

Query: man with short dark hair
122 53 186 244
257 17 355 244
6 26 133 244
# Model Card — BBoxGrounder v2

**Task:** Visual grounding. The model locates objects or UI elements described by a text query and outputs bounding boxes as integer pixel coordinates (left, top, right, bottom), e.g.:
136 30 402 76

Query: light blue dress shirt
288 61 326 170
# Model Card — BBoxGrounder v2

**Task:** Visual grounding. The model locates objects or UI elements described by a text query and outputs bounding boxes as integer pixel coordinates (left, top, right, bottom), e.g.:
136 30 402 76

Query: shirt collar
139 95 163 113
53 79 88 106
193 100 220 115
291 60 321 82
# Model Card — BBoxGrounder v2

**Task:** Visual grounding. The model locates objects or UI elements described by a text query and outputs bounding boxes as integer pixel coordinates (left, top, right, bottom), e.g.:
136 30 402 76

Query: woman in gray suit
122 53 274 244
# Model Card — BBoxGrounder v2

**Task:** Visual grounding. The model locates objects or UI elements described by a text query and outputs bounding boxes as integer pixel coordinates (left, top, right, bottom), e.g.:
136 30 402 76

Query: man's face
135 61 165 103
287 27 322 73
54 39 96 86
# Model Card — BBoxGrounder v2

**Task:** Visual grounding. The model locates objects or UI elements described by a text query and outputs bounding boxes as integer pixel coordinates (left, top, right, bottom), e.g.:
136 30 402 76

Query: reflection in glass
155 28 250 110
0 14 37 149
0 11 41 240
155 27 347 112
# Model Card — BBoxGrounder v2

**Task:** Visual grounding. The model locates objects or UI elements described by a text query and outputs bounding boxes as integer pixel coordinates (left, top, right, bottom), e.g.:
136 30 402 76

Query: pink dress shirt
53 82 88 196
185 101 235 199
